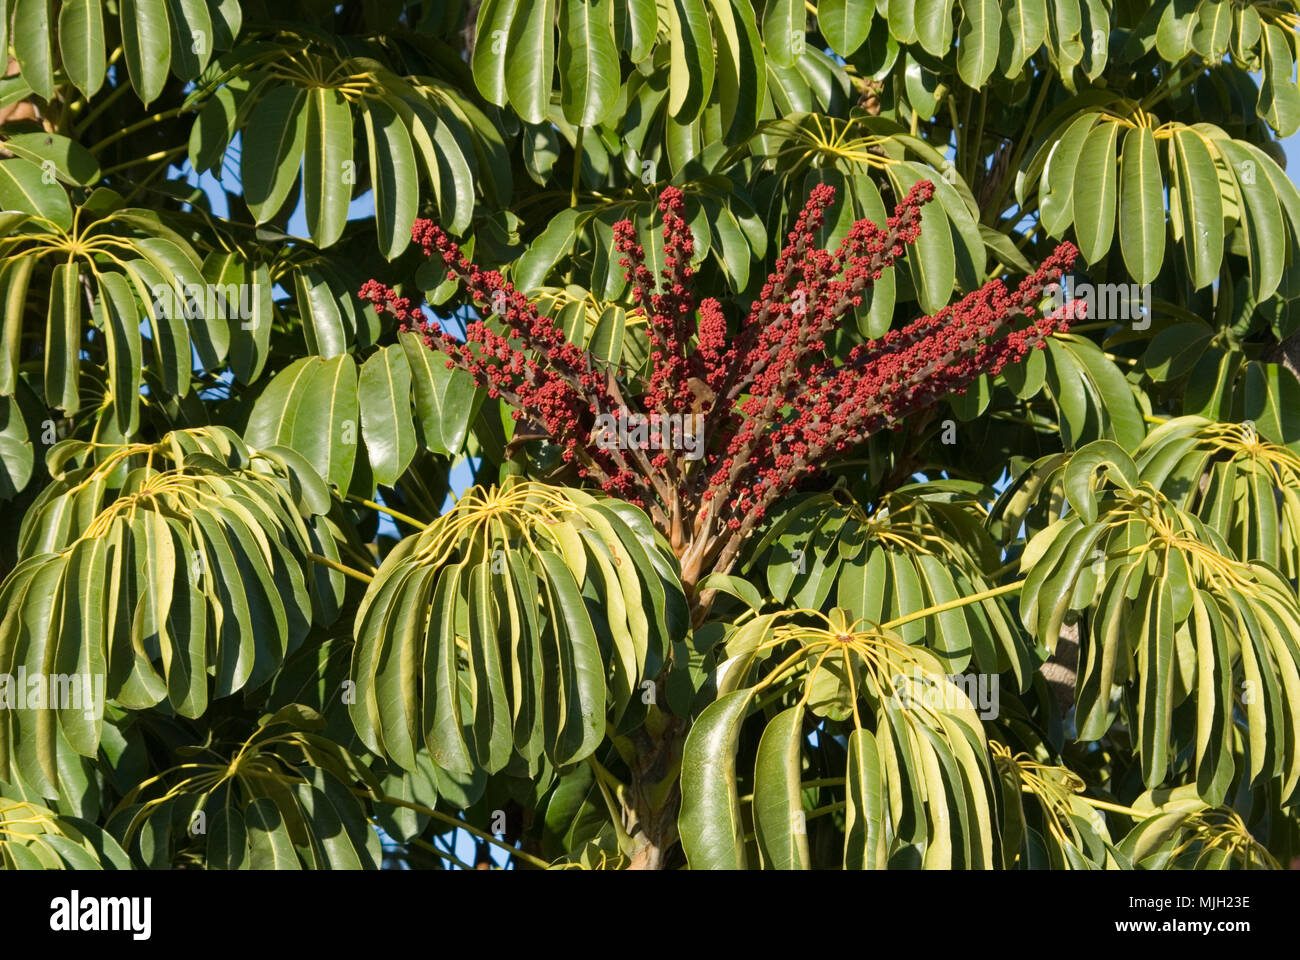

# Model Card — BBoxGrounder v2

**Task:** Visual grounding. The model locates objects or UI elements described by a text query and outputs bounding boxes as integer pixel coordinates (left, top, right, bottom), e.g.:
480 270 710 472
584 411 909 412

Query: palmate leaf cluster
0 0 1299 870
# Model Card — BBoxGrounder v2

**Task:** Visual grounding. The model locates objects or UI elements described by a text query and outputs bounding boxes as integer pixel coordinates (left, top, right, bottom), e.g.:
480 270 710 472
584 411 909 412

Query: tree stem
362 789 552 870
306 552 374 583
880 579 1023 630
572 125 586 206
345 495 429 530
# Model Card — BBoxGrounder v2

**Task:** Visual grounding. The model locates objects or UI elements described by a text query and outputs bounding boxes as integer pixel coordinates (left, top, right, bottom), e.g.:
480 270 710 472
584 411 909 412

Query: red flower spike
362 185 1082 580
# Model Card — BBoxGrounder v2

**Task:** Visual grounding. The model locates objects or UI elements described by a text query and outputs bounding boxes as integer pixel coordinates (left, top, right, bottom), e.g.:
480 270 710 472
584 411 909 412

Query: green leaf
888 0 917 42
915 0 953 57
558 0 620 127
294 264 353 359
358 344 416 486
96 272 143 436
505 0 556 124
753 705 810 869
623 0 659 61
12 0 55 101
3 133 100 187
0 395 32 499
1118 125 1165 285
294 354 359 492
1063 439 1139 523
120 0 172 104
1171 127 1224 290
1138 573 1175 787
209 0 241 48
844 728 887 869
1058 334 1146 450
57 0 107 98
1039 112 1098 238
205 253 272 385
165 0 214 80
420 102 476 235
679 689 754 869
1154 0 1197 61
0 158 73 230
1192 1 1232 60
668 0 715 120
536 549 606 764
467 561 513 771
888 164 954 313
1259 22 1300 136
513 208 583 290
188 84 239 175
472 0 521 106
819 0 872 56
696 572 764 613
1071 120 1120 265
710 0 767 143
957 0 1001 88
1002 0 1047 78
45 262 81 416
1218 139 1285 301
243 86 308 224
1048 0 1083 73
245 356 358 492
980 223 1033 273
399 331 480 456
1238 361 1300 451
586 304 625 364
303 87 354 248
361 99 418 259
763 0 805 67
0 256 35 395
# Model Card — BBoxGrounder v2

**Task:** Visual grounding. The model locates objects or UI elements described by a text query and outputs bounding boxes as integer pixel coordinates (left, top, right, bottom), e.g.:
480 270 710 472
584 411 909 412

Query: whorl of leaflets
360 182 1084 586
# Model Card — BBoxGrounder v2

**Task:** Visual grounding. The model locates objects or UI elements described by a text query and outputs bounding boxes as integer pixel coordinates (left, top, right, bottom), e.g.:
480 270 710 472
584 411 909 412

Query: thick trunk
1041 621 1080 716
622 714 685 870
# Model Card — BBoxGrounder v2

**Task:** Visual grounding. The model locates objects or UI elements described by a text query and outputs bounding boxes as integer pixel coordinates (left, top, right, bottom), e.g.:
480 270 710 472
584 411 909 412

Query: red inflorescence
360 181 1082 545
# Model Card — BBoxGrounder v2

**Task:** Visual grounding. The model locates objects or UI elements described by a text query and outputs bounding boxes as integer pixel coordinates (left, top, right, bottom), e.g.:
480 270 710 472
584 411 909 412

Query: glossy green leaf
57 0 107 98
12 0 55 101
668 0 715 120
505 0 556 124
1002 0 1047 78
45 262 81 415
1071 121 1120 264
558 0 620 127
166 0 214 80
679 689 754 869
358 344 416 486
400 331 480 456
1118 125 1165 284
819 0 872 56
243 86 308 223
957 0 1001 88
1171 127 1224 290
753 705 810 869
763 0 805 67
362 99 418 260
0 158 73 230
472 0 521 106
120 0 172 104
303 88 354 248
